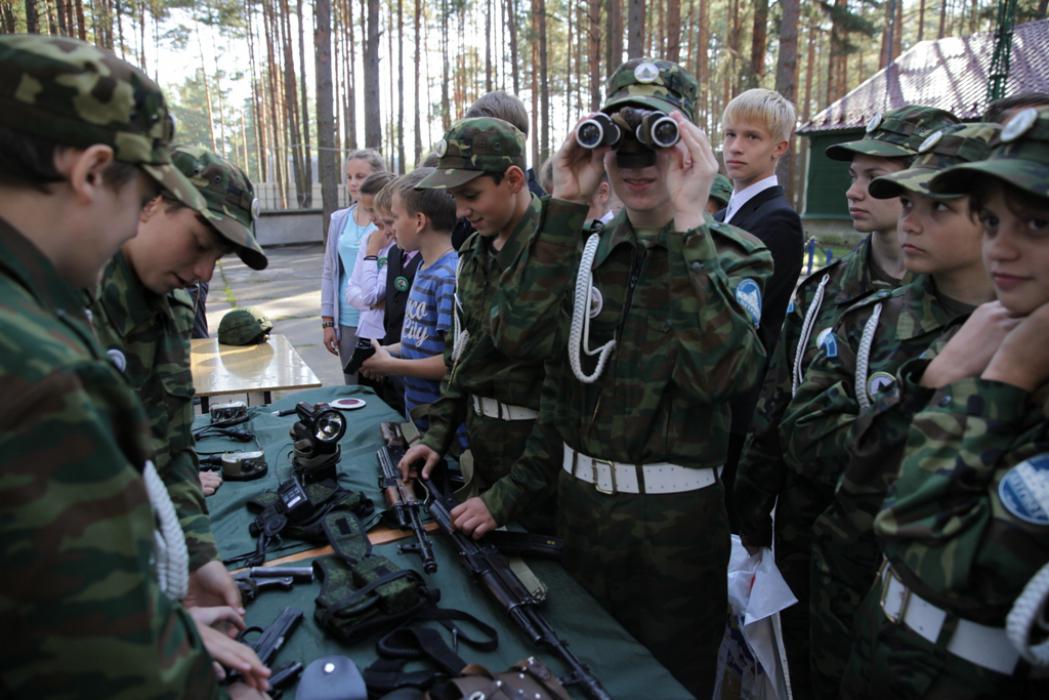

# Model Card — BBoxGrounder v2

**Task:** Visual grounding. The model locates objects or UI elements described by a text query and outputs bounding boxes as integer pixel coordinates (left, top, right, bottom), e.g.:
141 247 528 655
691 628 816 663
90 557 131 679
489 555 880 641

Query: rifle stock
417 474 612 700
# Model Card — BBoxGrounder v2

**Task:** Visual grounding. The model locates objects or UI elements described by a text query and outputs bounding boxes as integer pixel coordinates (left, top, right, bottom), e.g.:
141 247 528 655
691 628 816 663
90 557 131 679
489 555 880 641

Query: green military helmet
868 122 1000 200
0 34 205 212
825 105 960 162
709 173 733 209
602 57 698 122
416 117 527 189
218 307 272 346
171 145 269 270
929 107 1049 200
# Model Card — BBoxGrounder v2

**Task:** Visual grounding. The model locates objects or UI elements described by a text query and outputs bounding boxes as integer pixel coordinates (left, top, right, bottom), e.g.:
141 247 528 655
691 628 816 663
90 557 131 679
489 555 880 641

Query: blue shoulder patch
735 278 762 328
816 327 838 359
999 454 1049 526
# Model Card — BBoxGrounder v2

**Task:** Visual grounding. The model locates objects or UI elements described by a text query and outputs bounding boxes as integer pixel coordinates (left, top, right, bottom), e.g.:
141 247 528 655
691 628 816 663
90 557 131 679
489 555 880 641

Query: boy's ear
415 210 428 233
139 194 164 223
57 144 116 203
504 165 526 193
772 138 790 160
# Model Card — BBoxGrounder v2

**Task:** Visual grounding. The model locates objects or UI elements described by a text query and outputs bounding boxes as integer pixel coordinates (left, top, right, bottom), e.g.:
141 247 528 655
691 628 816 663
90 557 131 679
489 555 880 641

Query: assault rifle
377 424 437 573
417 475 611 700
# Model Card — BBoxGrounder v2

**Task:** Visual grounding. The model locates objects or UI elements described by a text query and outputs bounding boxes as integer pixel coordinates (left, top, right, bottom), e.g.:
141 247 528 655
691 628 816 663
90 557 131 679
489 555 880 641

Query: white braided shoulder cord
792 274 831 397
142 459 189 600
1008 562 1049 666
451 256 469 366
855 302 883 412
568 233 615 384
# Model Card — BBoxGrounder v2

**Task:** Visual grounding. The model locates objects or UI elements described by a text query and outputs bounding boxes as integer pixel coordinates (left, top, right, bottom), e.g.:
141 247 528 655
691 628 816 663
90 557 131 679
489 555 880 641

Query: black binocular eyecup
576 113 621 149
575 108 680 151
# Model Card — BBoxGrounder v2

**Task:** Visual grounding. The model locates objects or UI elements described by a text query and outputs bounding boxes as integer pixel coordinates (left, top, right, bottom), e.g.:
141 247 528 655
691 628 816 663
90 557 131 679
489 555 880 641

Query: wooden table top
190 334 322 398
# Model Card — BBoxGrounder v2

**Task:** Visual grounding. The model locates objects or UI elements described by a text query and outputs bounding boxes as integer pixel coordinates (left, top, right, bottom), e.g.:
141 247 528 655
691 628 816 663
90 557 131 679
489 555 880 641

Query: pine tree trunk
666 0 680 63
297 0 313 206
413 0 422 163
606 0 622 73
918 0 926 40
245 0 267 182
696 0 708 129
347 0 358 150
627 0 643 58
774 0 799 200
315 0 338 237
749 0 767 78
264 0 288 207
566 2 573 132
279 0 307 206
588 0 602 110
1 3 15 32
506 0 519 94
530 5 539 166
364 0 381 149
485 0 493 91
537 0 549 163
938 0 947 39
397 0 405 171
441 0 451 129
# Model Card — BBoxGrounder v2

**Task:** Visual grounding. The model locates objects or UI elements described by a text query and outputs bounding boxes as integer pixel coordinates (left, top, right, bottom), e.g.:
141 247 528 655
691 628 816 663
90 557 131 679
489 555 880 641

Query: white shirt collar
724 174 778 224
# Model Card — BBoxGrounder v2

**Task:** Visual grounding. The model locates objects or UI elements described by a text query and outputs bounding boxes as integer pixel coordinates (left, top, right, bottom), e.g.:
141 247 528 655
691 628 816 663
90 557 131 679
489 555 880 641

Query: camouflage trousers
557 470 729 699
841 574 1049 699
772 471 835 700
808 508 883 699
465 408 557 534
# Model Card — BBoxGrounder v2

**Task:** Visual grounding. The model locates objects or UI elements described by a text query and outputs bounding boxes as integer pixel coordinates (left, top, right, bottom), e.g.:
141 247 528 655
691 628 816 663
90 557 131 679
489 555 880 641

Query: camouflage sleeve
669 225 772 402
779 321 862 489
161 301 218 572
874 376 1044 614
489 199 587 362
0 372 219 697
478 364 561 523
835 357 934 536
734 336 794 547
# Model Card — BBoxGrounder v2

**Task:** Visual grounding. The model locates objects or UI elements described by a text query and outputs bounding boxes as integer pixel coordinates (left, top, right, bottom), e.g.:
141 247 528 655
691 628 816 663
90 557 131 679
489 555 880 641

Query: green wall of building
801 129 864 220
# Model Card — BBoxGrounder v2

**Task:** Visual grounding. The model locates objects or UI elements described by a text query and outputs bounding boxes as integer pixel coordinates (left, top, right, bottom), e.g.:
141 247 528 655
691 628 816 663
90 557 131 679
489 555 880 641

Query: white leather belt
880 562 1020 675
471 395 538 421
562 444 720 495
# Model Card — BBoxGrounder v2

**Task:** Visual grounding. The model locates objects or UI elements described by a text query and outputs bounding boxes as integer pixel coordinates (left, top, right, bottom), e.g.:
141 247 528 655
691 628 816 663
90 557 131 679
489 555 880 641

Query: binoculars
575 108 680 150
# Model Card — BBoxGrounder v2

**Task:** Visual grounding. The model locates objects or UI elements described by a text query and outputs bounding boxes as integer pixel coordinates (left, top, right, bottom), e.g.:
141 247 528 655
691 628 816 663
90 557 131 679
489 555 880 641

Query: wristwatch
321 321 335 329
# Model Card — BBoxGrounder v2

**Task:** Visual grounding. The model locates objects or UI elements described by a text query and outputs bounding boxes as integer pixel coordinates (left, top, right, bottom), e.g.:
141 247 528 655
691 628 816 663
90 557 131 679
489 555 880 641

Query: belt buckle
592 458 617 495
880 564 911 625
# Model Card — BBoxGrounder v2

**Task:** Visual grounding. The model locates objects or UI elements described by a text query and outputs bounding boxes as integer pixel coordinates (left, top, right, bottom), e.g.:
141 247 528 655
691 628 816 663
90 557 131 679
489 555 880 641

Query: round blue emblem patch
816 327 838 359
999 453 1049 526
735 278 762 328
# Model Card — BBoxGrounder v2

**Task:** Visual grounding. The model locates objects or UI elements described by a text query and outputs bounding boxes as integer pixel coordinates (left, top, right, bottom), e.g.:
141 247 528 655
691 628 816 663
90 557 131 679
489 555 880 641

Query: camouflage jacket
735 237 899 546
875 376 1049 624
88 252 217 571
491 199 772 469
420 196 550 521
0 219 217 697
780 274 972 494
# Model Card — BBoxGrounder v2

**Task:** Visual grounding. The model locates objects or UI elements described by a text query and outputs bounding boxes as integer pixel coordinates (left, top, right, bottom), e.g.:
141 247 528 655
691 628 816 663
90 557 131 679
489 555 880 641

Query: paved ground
204 244 346 393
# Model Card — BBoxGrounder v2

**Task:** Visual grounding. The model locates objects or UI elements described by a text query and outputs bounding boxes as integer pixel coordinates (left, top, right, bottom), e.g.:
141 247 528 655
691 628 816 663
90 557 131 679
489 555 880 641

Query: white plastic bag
714 535 797 700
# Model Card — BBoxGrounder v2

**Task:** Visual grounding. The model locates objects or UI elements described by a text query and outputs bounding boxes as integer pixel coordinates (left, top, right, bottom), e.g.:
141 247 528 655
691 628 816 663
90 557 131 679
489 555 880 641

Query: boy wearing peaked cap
733 103 958 697
787 122 1000 697
398 117 558 536
0 35 268 697
842 106 1049 698
486 58 774 696
88 146 268 618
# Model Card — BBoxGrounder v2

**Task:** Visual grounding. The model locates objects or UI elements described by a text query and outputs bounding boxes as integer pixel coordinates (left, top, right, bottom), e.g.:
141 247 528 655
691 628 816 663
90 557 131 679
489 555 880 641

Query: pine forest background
4 0 1048 223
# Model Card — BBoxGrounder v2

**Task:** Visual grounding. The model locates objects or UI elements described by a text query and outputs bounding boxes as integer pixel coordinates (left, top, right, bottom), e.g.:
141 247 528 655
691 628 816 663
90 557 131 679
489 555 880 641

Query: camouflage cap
929 107 1049 199
825 105 960 161
602 58 698 122
869 123 1000 200
416 118 527 189
218 307 272 346
172 145 268 270
0 34 204 211
709 173 733 208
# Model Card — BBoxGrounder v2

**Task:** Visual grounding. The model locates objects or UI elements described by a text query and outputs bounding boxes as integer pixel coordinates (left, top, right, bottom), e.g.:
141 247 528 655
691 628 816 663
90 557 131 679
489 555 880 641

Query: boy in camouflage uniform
842 106 1049 698
398 118 557 535
732 104 958 696
0 35 267 698
488 58 773 696
783 123 1000 697
88 145 268 610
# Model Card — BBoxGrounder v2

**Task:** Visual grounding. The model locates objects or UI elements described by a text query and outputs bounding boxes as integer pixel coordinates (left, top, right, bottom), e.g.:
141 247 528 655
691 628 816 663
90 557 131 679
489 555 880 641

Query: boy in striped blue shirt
362 168 464 442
